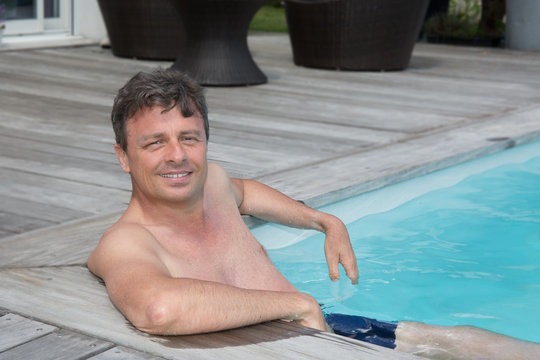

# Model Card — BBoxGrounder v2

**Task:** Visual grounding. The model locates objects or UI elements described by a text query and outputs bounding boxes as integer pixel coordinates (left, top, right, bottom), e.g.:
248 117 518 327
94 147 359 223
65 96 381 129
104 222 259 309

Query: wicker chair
285 0 430 70
97 0 184 60
169 0 267 86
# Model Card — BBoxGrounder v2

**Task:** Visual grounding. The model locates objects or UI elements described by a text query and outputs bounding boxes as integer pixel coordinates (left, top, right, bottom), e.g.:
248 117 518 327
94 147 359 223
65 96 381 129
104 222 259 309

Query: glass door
2 0 71 36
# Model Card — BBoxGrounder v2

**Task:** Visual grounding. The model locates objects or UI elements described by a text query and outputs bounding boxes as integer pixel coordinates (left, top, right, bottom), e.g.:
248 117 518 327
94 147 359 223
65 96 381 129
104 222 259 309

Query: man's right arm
87 224 326 335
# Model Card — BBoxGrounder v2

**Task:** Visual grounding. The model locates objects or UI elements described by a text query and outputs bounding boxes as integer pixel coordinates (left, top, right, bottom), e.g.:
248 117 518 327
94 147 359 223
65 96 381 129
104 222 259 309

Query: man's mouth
160 172 190 178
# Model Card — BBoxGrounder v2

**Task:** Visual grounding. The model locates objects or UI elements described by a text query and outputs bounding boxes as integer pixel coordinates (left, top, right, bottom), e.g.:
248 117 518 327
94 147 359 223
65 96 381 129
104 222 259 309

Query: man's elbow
130 296 187 335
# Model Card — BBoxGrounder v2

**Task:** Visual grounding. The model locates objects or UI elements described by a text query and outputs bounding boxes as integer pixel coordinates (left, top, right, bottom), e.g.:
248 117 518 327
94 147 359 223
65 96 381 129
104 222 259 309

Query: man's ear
114 144 131 174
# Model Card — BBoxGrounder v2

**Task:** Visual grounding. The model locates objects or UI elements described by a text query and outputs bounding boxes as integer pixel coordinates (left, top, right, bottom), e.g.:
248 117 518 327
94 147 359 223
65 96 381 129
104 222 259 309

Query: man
88 69 538 360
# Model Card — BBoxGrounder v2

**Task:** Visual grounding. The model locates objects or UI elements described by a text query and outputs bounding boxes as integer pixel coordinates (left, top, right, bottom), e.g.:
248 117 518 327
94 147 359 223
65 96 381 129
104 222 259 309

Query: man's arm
231 179 359 284
87 224 327 335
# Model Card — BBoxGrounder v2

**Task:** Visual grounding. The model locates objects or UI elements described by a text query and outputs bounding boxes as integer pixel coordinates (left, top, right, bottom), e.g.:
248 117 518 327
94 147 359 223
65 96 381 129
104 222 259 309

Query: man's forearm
125 277 326 335
237 179 332 231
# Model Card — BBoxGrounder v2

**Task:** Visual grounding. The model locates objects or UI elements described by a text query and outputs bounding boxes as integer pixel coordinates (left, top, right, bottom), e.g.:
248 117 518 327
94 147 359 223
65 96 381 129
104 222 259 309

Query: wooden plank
0 194 92 224
207 88 459 133
0 125 116 155
0 313 56 352
0 212 120 267
0 135 117 175
210 111 406 145
0 210 55 235
0 132 118 165
0 329 113 360
88 346 167 360
0 47 167 85
0 165 130 214
0 162 130 213
0 267 419 359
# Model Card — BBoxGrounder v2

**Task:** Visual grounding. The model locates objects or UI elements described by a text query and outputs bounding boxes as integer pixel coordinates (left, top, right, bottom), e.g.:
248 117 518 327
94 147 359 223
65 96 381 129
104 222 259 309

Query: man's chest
152 222 273 286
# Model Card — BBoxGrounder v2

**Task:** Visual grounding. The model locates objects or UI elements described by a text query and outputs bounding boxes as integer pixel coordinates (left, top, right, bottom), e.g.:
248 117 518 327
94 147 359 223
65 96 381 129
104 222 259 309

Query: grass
249 5 288 33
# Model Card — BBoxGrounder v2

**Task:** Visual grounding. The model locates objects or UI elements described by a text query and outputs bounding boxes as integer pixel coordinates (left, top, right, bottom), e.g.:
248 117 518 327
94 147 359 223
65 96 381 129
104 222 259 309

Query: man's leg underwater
394 321 540 360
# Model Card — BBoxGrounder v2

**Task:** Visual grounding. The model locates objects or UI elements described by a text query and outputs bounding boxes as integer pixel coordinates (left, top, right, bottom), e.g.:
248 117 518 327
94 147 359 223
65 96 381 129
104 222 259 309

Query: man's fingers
341 249 359 284
326 254 340 282
343 257 359 285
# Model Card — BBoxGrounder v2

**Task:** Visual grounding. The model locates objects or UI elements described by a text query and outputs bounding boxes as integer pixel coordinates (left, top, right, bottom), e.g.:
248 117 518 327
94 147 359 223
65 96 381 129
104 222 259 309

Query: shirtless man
88 69 539 360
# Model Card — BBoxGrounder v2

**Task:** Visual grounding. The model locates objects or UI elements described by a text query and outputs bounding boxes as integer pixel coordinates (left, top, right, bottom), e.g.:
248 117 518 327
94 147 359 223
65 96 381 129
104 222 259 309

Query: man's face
115 106 208 206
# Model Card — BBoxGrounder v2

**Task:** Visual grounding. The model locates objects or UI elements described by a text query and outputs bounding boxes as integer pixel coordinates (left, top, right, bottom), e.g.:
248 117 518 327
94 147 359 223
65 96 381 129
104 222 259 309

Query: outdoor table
170 0 267 86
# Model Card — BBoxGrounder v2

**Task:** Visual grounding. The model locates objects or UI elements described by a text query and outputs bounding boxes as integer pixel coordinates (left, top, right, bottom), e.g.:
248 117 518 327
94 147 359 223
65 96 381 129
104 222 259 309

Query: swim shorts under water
324 313 398 349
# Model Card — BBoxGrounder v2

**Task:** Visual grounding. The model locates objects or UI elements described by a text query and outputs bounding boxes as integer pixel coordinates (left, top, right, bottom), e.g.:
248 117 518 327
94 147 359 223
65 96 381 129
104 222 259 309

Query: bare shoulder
87 221 167 280
207 162 242 204
207 162 236 194
207 162 230 183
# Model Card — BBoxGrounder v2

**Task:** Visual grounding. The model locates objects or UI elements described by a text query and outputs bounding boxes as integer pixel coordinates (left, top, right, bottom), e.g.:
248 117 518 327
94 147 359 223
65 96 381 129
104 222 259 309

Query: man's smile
160 172 190 178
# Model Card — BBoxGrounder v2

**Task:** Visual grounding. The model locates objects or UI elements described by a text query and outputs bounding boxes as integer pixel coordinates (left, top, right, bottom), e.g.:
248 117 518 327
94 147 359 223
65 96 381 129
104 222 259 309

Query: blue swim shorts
324 313 398 349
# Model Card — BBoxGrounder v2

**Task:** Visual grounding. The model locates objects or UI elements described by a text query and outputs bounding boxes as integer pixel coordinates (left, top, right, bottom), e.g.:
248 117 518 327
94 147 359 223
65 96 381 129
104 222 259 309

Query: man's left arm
231 178 359 284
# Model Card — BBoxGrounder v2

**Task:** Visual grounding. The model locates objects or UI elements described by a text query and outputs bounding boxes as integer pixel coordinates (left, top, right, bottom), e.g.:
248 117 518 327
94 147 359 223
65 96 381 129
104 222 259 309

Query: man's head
112 69 209 152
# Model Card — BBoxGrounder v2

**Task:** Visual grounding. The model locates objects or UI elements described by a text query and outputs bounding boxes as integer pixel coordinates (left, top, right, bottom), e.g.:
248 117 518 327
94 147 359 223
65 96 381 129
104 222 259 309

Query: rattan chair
285 0 430 70
97 0 184 60
169 0 267 86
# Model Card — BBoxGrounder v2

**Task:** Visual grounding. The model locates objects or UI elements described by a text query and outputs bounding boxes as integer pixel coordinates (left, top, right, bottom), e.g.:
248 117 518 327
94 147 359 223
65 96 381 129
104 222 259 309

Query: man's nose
166 141 187 163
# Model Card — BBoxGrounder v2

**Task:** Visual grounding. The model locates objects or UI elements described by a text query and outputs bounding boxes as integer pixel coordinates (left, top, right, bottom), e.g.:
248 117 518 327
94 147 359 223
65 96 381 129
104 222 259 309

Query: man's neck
127 192 208 230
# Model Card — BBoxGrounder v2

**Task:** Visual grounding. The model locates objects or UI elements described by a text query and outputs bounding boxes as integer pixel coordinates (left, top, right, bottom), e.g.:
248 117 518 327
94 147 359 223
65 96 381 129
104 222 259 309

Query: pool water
253 141 540 343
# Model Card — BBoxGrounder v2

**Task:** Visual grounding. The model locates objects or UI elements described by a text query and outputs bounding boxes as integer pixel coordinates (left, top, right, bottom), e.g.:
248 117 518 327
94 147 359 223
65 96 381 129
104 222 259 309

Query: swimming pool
253 140 540 343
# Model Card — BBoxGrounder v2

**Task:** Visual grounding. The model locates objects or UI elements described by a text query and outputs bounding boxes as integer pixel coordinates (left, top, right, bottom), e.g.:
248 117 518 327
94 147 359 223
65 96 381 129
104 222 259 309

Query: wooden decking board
0 212 120 267
0 71 117 109
0 89 111 128
0 164 129 214
254 85 490 119
0 160 121 198
255 70 515 110
0 124 118 155
0 209 55 235
88 346 167 360
0 146 125 188
207 88 459 133
1 194 91 225
209 121 367 154
0 328 114 360
0 130 117 163
0 116 113 146
0 313 57 352
0 139 121 175
210 110 407 144
0 159 126 195
0 49 161 85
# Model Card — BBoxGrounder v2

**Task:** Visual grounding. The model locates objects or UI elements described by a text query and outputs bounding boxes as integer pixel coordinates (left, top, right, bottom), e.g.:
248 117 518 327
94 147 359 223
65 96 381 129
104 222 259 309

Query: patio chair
284 0 430 70
169 0 267 86
97 0 184 60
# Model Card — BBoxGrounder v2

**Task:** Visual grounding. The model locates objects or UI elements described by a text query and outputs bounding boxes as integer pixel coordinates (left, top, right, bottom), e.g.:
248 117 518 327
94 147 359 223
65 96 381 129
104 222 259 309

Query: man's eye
145 141 161 147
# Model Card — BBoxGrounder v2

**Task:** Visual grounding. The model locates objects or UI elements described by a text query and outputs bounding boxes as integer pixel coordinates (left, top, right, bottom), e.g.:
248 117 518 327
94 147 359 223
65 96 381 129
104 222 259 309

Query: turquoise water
253 141 540 343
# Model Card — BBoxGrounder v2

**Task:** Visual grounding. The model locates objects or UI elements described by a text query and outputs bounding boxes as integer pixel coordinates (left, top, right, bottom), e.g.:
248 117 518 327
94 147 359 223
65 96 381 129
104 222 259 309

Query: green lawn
249 5 288 33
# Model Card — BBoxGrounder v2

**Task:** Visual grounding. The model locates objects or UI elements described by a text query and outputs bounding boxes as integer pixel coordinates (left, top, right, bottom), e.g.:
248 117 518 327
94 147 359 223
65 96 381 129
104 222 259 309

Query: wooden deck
1 32 540 359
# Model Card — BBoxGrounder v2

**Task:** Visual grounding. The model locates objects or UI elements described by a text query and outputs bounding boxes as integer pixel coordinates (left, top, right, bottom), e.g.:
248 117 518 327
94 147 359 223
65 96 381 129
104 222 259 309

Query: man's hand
287 293 329 332
322 216 359 284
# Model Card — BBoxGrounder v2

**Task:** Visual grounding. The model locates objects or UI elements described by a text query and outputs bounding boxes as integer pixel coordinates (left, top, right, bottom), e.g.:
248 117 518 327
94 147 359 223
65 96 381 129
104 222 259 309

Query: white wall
506 0 540 51
72 0 107 42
